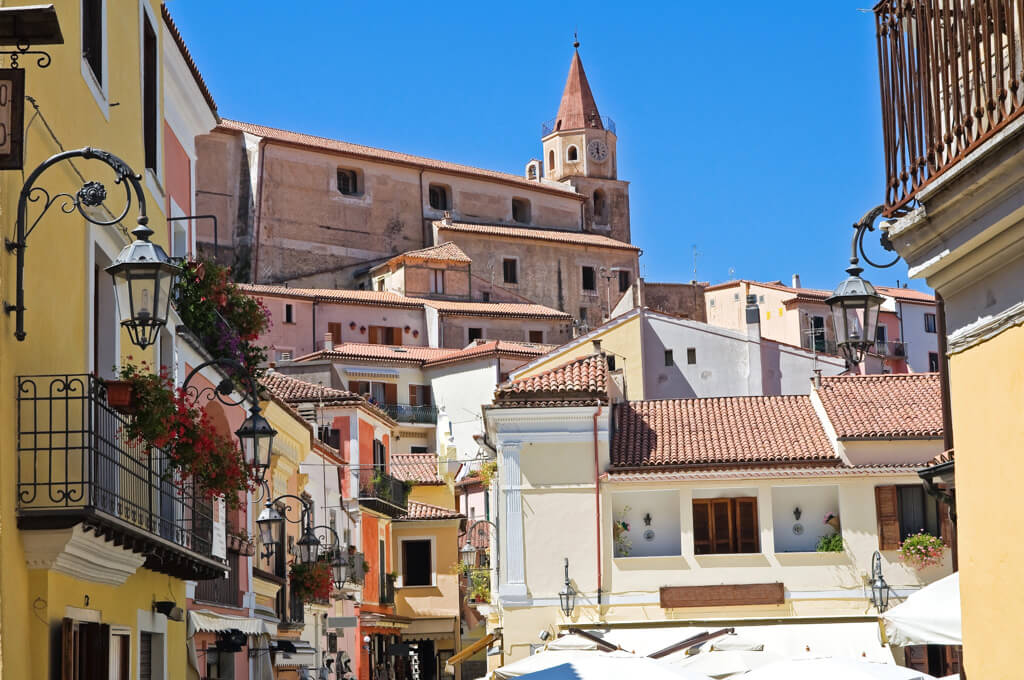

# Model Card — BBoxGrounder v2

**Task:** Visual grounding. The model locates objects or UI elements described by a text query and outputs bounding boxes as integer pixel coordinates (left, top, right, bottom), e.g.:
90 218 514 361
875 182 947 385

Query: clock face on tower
588 139 609 162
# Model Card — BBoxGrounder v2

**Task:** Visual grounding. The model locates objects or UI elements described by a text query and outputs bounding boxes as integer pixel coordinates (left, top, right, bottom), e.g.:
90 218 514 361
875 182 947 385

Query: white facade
894 300 940 373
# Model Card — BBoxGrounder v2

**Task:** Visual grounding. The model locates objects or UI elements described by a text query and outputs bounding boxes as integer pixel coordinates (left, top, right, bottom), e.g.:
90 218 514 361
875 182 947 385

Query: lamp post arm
5 147 148 341
848 205 900 274
263 493 312 525
311 524 342 550
180 357 262 409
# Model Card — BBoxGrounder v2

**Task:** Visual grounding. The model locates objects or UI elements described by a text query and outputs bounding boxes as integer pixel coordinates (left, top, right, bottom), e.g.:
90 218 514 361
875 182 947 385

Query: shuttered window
139 632 153 680
876 484 944 550
62 619 111 680
692 497 759 554
327 322 341 343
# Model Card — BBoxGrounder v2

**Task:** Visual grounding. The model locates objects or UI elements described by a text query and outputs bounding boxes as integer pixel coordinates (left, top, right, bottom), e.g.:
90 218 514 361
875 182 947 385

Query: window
758 295 765 303
284 303 294 324
481 291 491 302
924 313 937 333
410 446 429 454
692 497 759 554
897 485 940 539
548 150 555 174
401 539 432 586
811 315 826 352
566 145 578 162
593 190 608 223
687 347 697 365
579 307 588 325
929 352 940 372
664 349 673 366
142 12 158 172
617 270 630 293
428 184 449 210
327 322 341 344
875 324 887 352
503 258 518 284
368 325 402 345
337 168 361 195
527 164 537 180
277 350 293 362
512 198 531 224
468 327 483 342
374 277 385 291
876 485 948 550
408 384 433 406
429 269 445 294
709 299 716 307
607 355 616 371
582 266 596 291
528 330 544 343
372 439 386 468
82 0 103 85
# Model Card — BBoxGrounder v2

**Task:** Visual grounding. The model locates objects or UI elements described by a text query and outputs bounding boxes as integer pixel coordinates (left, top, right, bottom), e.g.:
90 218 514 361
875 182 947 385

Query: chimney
592 339 602 355
324 332 334 352
812 369 822 389
792 273 801 289
442 210 452 226
745 294 763 396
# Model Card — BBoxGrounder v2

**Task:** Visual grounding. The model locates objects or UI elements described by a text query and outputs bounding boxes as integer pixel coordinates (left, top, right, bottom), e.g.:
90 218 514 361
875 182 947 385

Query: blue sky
168 1 923 292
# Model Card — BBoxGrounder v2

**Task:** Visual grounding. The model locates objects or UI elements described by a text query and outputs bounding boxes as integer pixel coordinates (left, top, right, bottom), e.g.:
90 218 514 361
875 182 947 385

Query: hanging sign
0 67 24 170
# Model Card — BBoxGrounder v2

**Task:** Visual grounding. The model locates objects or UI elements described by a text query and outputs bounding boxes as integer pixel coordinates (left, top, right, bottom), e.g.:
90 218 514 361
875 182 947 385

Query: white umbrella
882 572 961 646
492 650 636 679
544 633 610 652
740 658 937 680
674 649 783 678
494 653 712 680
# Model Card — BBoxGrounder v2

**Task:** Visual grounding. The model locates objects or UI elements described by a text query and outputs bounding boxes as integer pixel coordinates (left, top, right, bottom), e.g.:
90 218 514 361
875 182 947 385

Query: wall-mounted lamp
153 600 184 622
870 550 892 613
793 507 802 521
558 558 577 617
643 513 652 526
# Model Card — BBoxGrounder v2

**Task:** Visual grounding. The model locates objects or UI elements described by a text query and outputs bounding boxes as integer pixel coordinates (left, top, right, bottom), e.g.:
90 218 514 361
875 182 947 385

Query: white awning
275 638 317 668
402 617 456 641
882 572 961 646
188 610 278 637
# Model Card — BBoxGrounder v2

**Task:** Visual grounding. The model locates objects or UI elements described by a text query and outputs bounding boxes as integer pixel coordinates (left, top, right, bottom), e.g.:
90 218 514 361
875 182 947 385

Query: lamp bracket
1 45 52 69
850 204 900 272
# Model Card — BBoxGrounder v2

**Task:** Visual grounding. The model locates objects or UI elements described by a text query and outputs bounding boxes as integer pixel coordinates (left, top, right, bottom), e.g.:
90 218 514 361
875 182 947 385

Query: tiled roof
459 523 491 550
384 242 471 267
219 119 579 198
705 279 833 298
610 396 836 469
400 501 465 521
494 354 608 406
422 340 555 368
421 298 572 320
435 221 641 252
295 343 460 365
554 50 603 132
261 371 361 405
390 453 443 485
161 5 218 118
876 286 936 304
238 283 425 309
815 373 943 440
924 448 954 468
604 463 920 481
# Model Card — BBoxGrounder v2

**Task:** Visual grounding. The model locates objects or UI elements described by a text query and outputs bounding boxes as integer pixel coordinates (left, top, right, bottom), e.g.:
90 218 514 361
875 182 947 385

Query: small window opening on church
512 198 531 224
548 150 555 175
428 184 450 210
528 164 537 180
338 168 361 196
567 145 578 162
593 189 608 224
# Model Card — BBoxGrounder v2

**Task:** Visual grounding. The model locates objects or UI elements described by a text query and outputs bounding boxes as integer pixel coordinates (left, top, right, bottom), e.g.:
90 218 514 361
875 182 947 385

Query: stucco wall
427 358 500 458
438 315 571 348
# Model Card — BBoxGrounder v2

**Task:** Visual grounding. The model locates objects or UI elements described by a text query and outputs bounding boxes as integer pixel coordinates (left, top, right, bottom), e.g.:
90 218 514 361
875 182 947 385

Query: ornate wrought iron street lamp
255 491 342 570
558 558 577 617
4 148 181 347
870 550 892 612
826 205 900 366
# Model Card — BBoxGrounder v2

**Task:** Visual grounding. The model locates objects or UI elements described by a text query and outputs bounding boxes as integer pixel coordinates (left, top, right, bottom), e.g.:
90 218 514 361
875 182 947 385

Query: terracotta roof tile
400 500 465 521
924 448 954 468
238 283 425 309
296 343 460 365
422 340 555 368
161 5 218 118
383 242 471 267
220 119 579 198
421 298 571 320
604 463 920 482
260 371 362 406
435 221 640 251
390 453 443 485
876 286 936 303
816 373 943 440
554 50 603 132
494 353 608 406
611 396 836 469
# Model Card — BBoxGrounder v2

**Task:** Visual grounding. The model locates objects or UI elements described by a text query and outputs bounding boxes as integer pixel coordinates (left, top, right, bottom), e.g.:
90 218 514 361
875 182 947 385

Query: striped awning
344 367 400 379
188 610 277 637
401 617 456 642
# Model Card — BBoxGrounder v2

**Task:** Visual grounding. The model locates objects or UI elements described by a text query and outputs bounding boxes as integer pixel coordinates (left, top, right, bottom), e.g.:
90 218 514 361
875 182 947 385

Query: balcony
377 402 438 425
875 0 1024 215
15 374 224 580
872 340 906 358
194 552 241 607
354 465 409 517
542 116 616 136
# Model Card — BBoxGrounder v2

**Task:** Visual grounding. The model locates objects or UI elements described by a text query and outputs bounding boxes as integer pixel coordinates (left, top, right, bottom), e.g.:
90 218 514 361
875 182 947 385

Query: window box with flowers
898 531 946 570
227 528 256 556
290 560 333 603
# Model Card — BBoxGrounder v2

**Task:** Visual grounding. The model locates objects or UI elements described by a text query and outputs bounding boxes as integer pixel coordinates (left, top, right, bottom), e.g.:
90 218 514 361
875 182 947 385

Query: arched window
527 164 537 180
567 145 578 162
428 184 450 211
548 150 555 174
593 189 608 223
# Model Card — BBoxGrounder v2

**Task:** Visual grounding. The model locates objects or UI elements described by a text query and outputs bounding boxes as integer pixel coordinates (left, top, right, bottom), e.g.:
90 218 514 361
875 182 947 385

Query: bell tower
541 40 630 242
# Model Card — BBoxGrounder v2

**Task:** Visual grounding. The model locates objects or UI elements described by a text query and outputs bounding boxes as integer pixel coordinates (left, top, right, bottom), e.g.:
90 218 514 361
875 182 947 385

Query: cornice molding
22 525 146 586
947 299 1024 354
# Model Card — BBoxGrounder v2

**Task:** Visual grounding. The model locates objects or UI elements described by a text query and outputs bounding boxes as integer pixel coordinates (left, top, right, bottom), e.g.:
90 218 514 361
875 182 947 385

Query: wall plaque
660 583 785 608
0 68 23 170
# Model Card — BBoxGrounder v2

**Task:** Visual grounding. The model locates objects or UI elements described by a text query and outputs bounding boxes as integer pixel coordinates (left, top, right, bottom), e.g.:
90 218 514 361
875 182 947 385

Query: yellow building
0 2 222 678
869 3 1024 676
482 353 953 671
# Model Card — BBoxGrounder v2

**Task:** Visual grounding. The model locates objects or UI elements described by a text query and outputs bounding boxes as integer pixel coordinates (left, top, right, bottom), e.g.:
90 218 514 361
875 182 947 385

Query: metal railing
541 116 616 137
195 552 241 606
16 375 214 560
376 402 438 424
354 465 409 516
800 336 840 356
875 0 1024 214
872 340 907 357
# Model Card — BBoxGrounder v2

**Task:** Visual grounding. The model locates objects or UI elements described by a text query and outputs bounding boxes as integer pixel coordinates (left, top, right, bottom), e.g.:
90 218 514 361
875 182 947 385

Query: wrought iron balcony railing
377 402 438 424
15 374 223 580
194 551 241 606
872 340 907 358
541 116 616 137
875 0 1024 214
354 465 409 517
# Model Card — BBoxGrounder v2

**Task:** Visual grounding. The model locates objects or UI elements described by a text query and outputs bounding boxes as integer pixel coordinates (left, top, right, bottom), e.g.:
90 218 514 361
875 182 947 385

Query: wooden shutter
328 322 342 343
734 497 760 553
369 326 380 344
391 327 402 346
139 632 153 680
61 618 75 680
408 384 419 406
692 500 712 555
349 380 369 395
423 385 433 406
384 382 397 405
904 646 928 672
710 499 734 554
79 622 109 680
944 645 961 674
876 485 901 550
938 498 954 543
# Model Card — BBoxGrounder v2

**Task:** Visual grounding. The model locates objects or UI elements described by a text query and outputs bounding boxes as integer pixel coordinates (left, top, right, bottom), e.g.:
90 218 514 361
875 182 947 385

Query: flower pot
826 517 841 532
105 380 136 414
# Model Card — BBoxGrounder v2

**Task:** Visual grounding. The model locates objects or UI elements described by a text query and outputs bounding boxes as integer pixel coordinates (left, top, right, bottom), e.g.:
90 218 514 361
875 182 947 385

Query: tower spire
554 45 602 132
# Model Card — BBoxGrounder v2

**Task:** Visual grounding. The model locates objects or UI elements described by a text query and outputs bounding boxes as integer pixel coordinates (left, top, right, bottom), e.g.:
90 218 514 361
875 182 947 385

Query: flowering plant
613 505 632 557
824 512 838 523
290 560 334 602
114 360 257 507
479 461 498 489
898 531 946 570
175 258 271 381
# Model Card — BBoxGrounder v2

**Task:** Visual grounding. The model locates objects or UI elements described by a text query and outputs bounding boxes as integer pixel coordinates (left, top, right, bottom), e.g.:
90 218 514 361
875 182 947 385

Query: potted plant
289 560 333 602
898 531 946 570
228 528 255 556
816 533 844 552
468 570 490 604
479 461 497 489
104 360 176 417
824 512 841 532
